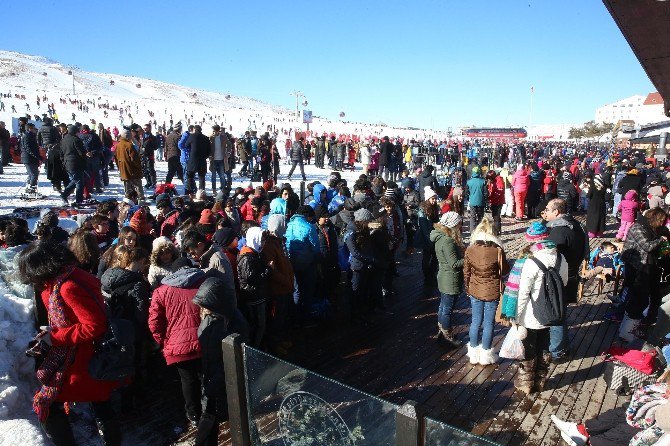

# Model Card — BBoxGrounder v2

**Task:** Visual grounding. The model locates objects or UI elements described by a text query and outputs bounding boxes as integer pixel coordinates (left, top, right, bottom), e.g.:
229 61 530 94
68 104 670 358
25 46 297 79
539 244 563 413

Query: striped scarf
500 240 557 320
33 265 77 423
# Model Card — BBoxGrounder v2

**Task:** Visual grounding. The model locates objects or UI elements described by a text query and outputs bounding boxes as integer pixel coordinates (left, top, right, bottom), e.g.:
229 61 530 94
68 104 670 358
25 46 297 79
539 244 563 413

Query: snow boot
467 344 481 364
618 314 641 342
515 359 536 395
535 351 552 391
478 347 499 366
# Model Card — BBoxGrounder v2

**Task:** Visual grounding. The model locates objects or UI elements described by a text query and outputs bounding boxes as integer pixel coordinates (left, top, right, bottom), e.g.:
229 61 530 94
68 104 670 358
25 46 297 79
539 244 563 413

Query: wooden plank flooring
121 214 628 445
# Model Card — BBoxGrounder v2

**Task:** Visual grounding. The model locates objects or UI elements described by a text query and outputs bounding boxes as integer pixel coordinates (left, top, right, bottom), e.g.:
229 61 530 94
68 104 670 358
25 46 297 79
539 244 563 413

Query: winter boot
515 359 536 395
478 347 499 366
535 351 552 391
437 324 462 348
618 314 641 342
467 344 481 364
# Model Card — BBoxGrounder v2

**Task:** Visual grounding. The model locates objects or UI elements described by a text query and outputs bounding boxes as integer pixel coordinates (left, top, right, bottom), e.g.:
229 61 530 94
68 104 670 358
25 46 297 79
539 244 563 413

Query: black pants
42 400 119 446
288 160 305 180
490 204 502 236
522 327 550 361
625 265 652 319
142 156 157 186
165 156 183 184
175 359 202 421
469 205 484 234
422 246 437 287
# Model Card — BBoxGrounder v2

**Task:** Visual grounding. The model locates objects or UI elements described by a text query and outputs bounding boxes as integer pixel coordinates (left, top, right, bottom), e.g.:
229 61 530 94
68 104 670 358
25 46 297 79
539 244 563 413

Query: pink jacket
512 169 530 193
618 190 639 223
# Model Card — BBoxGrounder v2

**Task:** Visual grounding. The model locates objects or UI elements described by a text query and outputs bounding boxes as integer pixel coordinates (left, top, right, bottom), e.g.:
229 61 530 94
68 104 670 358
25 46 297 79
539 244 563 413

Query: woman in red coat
18 241 121 445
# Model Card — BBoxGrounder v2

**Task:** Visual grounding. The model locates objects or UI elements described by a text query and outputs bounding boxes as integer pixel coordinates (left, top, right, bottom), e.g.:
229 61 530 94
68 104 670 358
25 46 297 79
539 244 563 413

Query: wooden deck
116 214 629 445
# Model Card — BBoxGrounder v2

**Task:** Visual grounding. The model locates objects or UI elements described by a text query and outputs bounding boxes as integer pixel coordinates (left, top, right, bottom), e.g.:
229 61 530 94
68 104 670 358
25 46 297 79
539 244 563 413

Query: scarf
500 240 557 320
33 265 77 423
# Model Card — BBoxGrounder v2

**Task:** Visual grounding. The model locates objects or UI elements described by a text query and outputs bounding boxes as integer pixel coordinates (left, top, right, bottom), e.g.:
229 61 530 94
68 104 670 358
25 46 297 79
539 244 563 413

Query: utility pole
289 90 305 123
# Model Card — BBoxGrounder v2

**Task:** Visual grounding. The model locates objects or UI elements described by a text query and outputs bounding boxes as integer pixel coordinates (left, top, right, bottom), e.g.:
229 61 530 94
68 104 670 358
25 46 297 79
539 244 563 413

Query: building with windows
595 92 666 125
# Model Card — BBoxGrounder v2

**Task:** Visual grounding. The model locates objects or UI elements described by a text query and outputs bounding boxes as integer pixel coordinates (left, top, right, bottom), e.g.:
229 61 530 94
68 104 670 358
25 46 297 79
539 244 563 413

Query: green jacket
430 228 464 295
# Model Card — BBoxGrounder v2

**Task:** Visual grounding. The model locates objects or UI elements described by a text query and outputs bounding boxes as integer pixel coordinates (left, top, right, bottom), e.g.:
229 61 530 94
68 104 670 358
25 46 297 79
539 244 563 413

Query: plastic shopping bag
499 325 526 360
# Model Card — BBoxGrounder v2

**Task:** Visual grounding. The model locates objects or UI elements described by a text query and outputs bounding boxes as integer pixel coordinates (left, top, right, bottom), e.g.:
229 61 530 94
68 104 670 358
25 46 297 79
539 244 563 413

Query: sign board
302 110 312 124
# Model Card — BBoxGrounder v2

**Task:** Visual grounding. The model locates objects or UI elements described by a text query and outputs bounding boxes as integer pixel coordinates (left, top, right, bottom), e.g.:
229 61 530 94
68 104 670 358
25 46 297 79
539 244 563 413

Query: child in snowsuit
616 190 639 241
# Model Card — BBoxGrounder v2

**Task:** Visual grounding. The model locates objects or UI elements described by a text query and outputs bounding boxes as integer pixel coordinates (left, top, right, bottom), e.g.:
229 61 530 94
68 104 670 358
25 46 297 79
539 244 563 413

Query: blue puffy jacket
285 214 320 271
309 184 327 209
178 131 191 165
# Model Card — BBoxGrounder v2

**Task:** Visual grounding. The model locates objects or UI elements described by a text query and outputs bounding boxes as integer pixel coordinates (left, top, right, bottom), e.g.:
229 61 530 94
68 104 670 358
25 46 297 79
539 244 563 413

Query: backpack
529 255 566 326
79 282 136 381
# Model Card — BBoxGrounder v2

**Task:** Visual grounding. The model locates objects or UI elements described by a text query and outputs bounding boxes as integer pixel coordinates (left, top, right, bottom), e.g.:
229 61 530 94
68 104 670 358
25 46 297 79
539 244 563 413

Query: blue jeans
62 169 84 203
437 293 458 330
549 320 569 357
211 160 226 191
25 163 39 187
469 296 498 350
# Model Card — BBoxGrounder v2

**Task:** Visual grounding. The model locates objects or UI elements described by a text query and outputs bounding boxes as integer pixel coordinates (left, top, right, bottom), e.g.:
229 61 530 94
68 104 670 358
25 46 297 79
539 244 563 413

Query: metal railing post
223 334 251 446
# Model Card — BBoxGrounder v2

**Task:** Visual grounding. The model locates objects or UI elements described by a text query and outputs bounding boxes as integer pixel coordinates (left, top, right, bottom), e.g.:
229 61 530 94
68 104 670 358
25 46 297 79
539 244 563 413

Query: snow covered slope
0 50 449 140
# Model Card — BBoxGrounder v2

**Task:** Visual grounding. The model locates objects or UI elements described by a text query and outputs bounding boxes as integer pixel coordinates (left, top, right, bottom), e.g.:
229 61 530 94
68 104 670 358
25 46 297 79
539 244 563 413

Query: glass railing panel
243 345 398 446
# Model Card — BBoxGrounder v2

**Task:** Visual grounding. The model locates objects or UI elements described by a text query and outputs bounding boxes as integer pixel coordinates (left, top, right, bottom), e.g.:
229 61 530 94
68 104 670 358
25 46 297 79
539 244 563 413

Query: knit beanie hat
129 208 150 235
199 209 216 225
401 178 413 189
438 211 461 228
354 208 374 222
424 186 437 201
525 221 549 241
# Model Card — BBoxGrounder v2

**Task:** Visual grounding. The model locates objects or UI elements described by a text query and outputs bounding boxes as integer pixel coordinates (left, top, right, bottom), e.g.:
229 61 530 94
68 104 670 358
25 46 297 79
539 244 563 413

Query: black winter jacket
164 131 181 160
100 267 151 331
60 132 86 171
185 132 211 171
290 141 304 162
192 277 249 402
237 247 271 305
37 124 61 147
19 131 40 164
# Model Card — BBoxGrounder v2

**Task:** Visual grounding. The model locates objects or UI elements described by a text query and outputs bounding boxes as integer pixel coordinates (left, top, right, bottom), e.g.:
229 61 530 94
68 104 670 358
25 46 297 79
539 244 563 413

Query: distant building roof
644 92 664 106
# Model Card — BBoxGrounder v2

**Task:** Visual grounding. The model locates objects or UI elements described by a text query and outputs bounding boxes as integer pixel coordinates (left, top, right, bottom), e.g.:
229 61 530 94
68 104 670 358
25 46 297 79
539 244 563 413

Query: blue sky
1 0 655 130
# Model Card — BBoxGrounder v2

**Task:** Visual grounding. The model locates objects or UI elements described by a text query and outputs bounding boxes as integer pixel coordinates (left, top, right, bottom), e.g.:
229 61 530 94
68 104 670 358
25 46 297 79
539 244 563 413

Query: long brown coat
463 233 510 301
114 137 142 180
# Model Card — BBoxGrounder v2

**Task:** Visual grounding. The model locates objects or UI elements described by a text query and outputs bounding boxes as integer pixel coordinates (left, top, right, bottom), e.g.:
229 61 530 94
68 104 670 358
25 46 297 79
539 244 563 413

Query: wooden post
223 334 251 446
396 400 419 446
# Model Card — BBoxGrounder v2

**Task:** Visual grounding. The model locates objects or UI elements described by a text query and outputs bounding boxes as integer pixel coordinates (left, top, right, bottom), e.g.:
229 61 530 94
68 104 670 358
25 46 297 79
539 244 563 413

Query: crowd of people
1 113 669 445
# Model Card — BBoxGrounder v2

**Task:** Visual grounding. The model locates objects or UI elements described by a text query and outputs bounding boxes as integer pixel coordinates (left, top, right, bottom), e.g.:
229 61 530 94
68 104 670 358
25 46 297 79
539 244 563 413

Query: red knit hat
129 208 151 235
199 209 216 225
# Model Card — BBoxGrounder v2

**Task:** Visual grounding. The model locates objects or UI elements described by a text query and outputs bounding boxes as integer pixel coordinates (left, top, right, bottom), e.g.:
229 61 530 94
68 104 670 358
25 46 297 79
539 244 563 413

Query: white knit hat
439 211 461 228
424 186 437 201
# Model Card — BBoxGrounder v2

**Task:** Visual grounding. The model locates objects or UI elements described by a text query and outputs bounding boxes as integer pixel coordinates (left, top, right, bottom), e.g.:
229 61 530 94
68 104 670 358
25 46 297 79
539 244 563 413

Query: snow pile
0 248 47 445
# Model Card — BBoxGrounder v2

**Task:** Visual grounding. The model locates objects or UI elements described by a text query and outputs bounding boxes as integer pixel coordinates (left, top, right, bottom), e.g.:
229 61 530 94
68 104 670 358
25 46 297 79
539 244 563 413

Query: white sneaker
467 344 480 364
550 415 588 446
478 348 499 365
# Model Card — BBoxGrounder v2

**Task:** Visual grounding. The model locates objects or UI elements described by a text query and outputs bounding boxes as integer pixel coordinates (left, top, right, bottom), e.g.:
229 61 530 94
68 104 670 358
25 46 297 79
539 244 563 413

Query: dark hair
90 214 110 227
4 222 29 247
600 241 616 251
96 200 118 216
296 205 315 219
548 198 567 215
18 240 76 286
645 207 668 230
181 229 207 251
240 220 259 237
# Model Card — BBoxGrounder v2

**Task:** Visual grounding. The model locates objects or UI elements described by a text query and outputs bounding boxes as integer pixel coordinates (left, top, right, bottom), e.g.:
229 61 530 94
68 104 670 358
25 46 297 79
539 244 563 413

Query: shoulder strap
529 256 548 273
